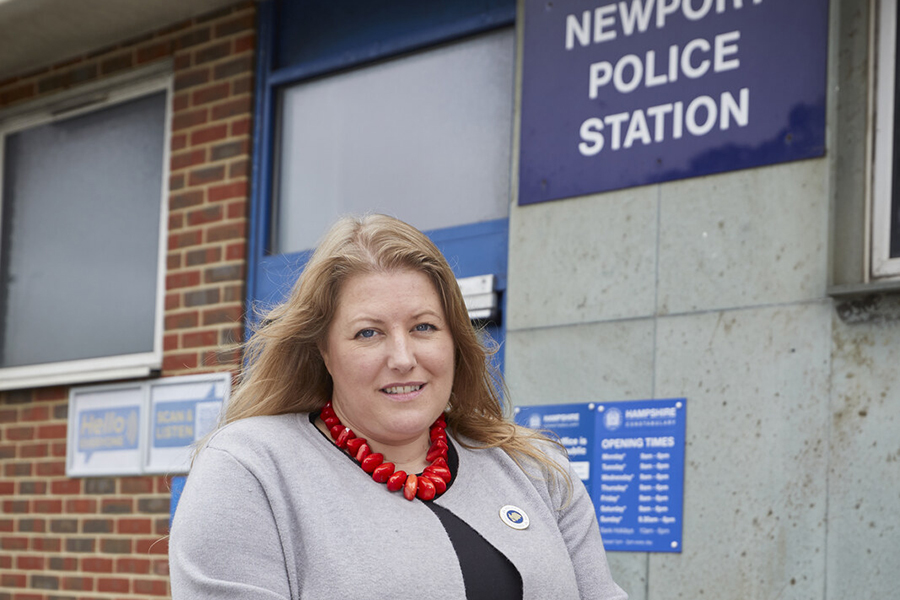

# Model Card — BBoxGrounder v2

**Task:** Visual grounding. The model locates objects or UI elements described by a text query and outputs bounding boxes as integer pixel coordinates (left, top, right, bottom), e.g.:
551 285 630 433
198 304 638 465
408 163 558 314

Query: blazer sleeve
552 453 629 600
169 446 292 600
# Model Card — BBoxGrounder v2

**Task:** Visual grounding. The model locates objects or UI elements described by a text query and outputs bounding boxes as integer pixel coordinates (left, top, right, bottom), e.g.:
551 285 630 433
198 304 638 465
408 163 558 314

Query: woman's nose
387 335 416 371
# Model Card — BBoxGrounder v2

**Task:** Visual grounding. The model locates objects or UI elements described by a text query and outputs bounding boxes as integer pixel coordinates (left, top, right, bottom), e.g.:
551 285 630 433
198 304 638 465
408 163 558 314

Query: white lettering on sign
578 88 748 155
565 0 763 49
587 31 740 97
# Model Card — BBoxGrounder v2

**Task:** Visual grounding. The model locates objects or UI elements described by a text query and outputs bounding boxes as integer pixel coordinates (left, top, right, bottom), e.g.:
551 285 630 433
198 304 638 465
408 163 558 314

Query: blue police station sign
519 0 829 205
516 398 686 552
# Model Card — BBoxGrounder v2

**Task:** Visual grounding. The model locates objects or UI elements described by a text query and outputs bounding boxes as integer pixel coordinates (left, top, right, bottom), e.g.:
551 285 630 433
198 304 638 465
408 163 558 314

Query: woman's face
320 269 455 448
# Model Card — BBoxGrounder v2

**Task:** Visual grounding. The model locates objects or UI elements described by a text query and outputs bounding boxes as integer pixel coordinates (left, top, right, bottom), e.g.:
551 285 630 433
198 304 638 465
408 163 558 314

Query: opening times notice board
515 398 686 552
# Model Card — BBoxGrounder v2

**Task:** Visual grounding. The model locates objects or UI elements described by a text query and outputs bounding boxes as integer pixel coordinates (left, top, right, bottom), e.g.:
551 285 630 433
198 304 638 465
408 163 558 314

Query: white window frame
0 69 172 390
872 0 900 278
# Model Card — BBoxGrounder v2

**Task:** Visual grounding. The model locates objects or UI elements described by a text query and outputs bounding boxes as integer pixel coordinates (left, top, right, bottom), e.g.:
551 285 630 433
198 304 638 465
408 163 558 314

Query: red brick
6 426 34 441
215 14 254 38
136 40 172 64
166 270 201 290
231 116 251 136
233 74 254 95
37 424 66 439
206 222 246 243
214 55 253 80
98 577 130 593
100 52 134 75
170 148 206 171
65 498 97 513
173 91 189 112
35 387 67 402
192 82 230 106
33 499 62 513
61 575 94 591
35 461 65 477
235 33 255 53
225 242 246 261
169 212 184 231
0 444 16 459
170 173 185 191
0 481 14 495
202 305 243 326
4 500 30 513
34 538 62 553
208 181 247 202
168 230 203 250
82 557 114 573
121 478 154 494
190 124 228 146
188 165 226 186
51 442 66 457
17 555 44 570
183 330 218 348
117 557 151 574
134 578 169 595
0 519 12 532
174 67 210 91
136 536 169 554
172 107 208 131
1 536 28 550
163 353 199 371
119 518 153 535
227 199 247 219
186 247 222 267
211 96 252 121
195 40 231 65
171 190 205 210
171 133 188 151
164 333 180 351
165 311 199 330
20 406 49 421
187 205 223 226
1 572 26 587
0 407 17 421
20 443 48 458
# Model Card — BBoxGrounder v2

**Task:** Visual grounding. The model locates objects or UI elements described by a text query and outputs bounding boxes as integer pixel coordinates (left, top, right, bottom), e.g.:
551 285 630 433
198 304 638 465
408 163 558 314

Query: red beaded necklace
320 401 452 501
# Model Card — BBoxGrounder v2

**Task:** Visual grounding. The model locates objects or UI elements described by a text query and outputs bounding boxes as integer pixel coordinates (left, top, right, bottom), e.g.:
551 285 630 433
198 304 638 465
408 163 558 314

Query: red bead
387 470 407 492
372 462 395 483
422 473 447 495
426 447 446 463
429 427 446 441
361 453 383 473
335 428 355 448
429 438 448 452
431 457 448 470
321 405 335 419
416 476 436 500
403 474 418 501
323 416 340 429
346 437 366 454
329 424 344 439
423 465 451 483
435 413 447 426
355 443 371 462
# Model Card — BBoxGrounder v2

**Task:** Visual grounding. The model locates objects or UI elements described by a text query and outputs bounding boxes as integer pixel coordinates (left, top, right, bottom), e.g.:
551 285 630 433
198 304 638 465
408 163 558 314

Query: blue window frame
248 0 516 365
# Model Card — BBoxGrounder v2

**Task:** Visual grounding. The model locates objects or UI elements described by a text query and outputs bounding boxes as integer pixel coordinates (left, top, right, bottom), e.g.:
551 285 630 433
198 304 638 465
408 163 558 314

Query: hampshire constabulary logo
603 407 622 431
499 505 529 530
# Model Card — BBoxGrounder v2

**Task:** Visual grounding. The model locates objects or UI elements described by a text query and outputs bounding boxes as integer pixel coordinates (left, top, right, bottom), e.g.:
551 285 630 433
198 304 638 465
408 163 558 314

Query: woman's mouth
382 384 423 394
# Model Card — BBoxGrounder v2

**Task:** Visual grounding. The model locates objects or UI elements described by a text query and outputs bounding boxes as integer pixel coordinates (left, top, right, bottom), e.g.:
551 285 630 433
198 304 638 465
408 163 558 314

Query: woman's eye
355 329 377 339
414 323 436 332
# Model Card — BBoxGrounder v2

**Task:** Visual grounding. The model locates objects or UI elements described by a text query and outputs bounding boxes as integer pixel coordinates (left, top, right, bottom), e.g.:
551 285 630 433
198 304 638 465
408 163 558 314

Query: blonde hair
224 214 567 482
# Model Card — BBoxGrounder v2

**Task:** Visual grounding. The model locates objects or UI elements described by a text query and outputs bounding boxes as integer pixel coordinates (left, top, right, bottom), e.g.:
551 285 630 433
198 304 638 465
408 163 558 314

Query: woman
169 214 627 600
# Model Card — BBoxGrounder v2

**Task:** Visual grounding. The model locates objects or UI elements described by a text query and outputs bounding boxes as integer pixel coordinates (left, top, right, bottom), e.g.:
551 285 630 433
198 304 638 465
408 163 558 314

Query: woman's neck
314 416 431 474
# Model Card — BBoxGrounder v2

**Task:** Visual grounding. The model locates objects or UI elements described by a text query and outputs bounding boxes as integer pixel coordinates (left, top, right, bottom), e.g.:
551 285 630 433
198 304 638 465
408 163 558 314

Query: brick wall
0 3 255 598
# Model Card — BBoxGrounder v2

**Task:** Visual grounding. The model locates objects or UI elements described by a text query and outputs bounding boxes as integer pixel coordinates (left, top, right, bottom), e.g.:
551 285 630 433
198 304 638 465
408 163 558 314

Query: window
249 0 516 362
872 0 900 278
0 75 170 390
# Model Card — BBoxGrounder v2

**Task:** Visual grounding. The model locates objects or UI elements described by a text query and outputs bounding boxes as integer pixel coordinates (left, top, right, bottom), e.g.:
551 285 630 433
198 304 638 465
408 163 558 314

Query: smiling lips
382 384 424 395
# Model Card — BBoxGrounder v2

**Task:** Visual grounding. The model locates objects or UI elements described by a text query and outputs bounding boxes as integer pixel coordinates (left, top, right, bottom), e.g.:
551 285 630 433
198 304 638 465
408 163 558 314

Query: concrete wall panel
651 302 832 599
657 160 828 315
826 313 900 599
507 187 658 330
